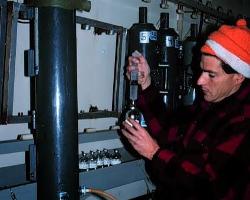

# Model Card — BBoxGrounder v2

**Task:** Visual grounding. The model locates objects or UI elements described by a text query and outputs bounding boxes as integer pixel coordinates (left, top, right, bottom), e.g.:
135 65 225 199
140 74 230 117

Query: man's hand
126 55 151 90
121 118 159 160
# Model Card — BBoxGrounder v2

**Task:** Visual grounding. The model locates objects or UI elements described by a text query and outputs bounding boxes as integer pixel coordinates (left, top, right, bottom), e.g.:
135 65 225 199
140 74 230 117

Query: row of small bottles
79 149 122 171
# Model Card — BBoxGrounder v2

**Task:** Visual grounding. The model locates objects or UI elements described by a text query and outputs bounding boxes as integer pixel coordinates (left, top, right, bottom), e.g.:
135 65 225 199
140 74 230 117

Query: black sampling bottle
128 7 158 88
157 12 180 110
128 7 158 68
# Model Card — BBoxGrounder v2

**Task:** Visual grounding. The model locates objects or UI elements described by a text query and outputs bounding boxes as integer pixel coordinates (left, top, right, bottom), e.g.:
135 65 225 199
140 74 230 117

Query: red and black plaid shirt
137 81 250 200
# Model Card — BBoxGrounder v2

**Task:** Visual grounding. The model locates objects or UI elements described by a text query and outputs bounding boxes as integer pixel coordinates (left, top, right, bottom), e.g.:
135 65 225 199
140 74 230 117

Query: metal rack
165 0 238 23
0 1 127 125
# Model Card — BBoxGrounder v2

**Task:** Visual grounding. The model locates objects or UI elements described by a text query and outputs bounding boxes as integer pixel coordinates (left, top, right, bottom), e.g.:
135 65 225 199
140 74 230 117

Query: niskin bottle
128 7 158 86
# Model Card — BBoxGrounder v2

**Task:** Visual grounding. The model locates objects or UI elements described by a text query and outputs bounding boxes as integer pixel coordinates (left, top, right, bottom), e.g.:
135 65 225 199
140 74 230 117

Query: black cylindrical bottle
128 7 158 69
125 7 157 125
157 12 180 109
158 13 179 68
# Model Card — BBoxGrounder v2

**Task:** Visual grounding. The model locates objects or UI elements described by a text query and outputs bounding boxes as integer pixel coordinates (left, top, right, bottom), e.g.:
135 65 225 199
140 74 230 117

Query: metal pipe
0 0 8 120
36 4 78 200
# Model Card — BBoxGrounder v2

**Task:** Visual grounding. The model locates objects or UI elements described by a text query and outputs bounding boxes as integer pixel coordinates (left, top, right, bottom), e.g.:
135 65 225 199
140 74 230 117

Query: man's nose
197 74 205 85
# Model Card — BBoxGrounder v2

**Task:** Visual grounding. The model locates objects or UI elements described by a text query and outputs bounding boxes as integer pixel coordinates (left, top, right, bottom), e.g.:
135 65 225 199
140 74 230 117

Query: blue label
149 31 157 41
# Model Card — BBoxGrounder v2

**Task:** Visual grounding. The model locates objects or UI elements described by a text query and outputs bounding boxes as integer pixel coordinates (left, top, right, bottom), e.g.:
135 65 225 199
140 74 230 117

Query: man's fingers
127 118 141 130
121 128 137 144
128 56 139 66
122 120 139 137
138 71 145 79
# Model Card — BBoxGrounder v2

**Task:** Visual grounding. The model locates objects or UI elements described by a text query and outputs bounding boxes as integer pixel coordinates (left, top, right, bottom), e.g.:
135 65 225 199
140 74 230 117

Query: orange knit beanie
201 19 250 78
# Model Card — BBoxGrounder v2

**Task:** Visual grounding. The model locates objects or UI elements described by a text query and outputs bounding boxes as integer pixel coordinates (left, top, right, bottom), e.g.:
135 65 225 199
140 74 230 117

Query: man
121 19 250 200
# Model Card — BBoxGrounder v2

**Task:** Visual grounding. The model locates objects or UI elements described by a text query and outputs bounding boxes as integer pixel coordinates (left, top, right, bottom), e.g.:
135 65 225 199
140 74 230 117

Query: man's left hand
121 118 160 160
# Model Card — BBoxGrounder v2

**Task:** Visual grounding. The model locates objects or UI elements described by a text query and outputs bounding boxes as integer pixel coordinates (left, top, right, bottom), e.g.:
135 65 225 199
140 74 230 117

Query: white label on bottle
111 159 122 165
140 31 150 43
140 31 157 43
79 162 88 170
103 158 110 166
89 161 97 170
165 36 174 47
96 158 103 166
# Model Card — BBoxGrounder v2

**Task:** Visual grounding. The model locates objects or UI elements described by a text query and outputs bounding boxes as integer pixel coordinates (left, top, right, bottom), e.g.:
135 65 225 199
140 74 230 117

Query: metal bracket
27 109 36 130
24 49 39 76
0 5 126 125
25 144 36 181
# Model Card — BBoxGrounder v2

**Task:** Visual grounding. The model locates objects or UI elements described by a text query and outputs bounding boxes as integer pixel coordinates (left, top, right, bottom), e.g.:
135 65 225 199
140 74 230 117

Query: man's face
197 55 244 102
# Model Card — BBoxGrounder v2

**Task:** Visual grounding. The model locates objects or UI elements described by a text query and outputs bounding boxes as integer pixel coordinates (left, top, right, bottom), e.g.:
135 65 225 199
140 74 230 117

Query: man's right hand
126 55 151 90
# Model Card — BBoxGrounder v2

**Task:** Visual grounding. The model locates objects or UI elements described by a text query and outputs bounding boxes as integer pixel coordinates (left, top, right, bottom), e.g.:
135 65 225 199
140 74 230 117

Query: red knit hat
201 19 250 78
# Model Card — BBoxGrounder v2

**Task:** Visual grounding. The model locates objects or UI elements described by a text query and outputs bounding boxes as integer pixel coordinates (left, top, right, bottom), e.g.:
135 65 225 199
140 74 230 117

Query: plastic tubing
88 188 117 200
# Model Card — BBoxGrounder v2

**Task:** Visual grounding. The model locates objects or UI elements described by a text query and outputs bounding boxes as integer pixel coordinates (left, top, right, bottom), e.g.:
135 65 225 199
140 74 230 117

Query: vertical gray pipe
36 5 78 200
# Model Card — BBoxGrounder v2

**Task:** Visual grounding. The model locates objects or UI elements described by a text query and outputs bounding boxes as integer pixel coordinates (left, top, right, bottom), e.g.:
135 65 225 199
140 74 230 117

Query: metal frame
113 28 127 113
76 16 127 114
0 6 127 125
6 110 120 124
1 2 29 124
0 0 7 121
0 130 119 155
0 2 33 124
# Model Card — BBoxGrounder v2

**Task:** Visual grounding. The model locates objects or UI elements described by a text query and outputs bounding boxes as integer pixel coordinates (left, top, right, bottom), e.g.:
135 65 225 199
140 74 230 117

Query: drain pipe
33 0 90 199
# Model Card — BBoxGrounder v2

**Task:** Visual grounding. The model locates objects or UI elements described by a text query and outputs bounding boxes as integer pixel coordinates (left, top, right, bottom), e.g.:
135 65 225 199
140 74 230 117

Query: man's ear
234 73 245 84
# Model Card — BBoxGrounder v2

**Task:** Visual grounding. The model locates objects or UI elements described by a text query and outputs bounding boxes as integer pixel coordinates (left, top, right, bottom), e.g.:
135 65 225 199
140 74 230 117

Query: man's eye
209 73 215 78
